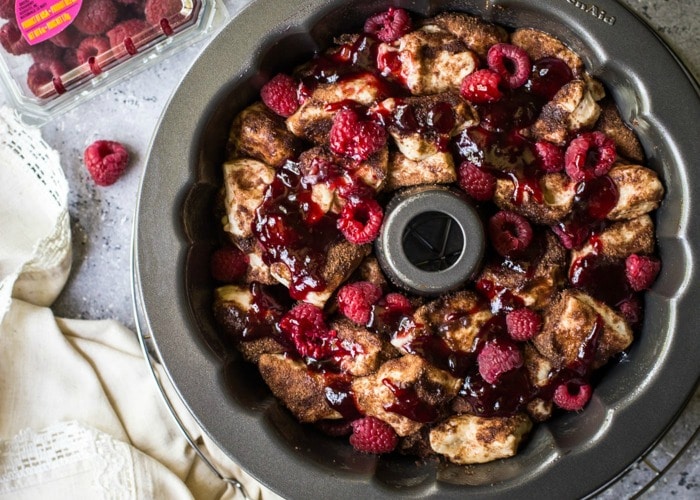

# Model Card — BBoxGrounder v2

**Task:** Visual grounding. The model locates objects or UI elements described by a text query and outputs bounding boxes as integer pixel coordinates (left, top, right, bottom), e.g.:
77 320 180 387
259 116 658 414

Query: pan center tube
375 186 485 296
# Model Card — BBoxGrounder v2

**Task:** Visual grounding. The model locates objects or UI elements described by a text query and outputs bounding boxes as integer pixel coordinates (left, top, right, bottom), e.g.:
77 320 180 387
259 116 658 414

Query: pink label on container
15 0 82 45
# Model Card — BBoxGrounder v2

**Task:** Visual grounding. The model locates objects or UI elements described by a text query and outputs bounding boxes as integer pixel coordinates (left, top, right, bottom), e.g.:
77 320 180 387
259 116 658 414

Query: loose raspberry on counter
349 416 398 454
83 140 130 186
337 198 384 245
564 131 616 182
144 0 182 26
210 247 249 282
506 308 541 341
76 36 110 64
0 22 31 56
107 19 151 48
27 60 66 97
553 382 592 411
488 210 533 257
625 254 661 291
534 140 565 173
460 69 503 104
487 43 531 89
477 339 524 384
363 7 412 43
337 281 383 325
279 302 339 360
458 161 496 201
260 73 300 117
73 0 118 35
329 108 387 161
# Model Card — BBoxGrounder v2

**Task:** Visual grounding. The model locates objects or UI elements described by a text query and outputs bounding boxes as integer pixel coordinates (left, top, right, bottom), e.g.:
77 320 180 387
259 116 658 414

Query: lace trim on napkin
0 421 138 498
0 106 71 315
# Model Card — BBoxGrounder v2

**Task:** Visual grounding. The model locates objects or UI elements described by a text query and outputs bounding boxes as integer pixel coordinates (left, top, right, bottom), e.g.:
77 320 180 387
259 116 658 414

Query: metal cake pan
133 0 700 498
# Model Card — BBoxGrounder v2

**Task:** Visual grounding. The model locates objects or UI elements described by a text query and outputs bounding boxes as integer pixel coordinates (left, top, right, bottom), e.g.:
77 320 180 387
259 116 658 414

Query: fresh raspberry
210 247 249 282
477 339 524 384
506 308 542 341
564 132 617 182
363 7 412 43
73 0 118 35
107 19 150 48
315 419 353 437
625 254 661 291
83 140 130 186
487 43 531 89
460 69 503 104
329 108 387 161
458 161 496 201
30 42 63 64
279 302 339 360
381 293 412 316
50 26 83 48
260 73 300 117
144 0 182 26
26 60 66 97
551 223 588 250
337 281 382 325
553 382 592 411
0 0 14 19
618 296 643 327
336 178 376 203
488 211 533 257
534 140 564 173
349 416 398 454
76 36 110 64
337 198 384 244
0 22 31 56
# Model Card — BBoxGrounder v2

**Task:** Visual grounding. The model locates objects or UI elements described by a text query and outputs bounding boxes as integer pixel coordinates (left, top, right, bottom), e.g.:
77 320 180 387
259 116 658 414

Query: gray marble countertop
1 0 698 497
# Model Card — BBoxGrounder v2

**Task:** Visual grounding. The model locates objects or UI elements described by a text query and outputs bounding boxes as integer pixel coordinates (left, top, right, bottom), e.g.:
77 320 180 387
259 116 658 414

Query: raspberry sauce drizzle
253 161 342 300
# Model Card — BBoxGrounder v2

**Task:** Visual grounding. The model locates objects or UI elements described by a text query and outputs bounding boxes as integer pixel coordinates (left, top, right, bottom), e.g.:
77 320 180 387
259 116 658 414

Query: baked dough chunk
286 73 387 144
394 291 493 354
430 12 509 58
494 172 576 225
386 150 456 190
270 240 370 308
227 101 300 166
525 79 604 146
606 164 664 221
331 318 398 377
511 28 584 76
222 158 275 246
595 99 645 162
259 354 341 422
352 354 461 436
429 413 532 464
377 25 479 95
570 215 655 266
477 231 567 311
533 289 633 370
212 285 286 363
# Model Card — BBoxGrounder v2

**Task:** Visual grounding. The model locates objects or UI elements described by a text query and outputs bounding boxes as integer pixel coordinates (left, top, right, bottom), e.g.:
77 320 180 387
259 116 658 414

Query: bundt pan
134 0 700 497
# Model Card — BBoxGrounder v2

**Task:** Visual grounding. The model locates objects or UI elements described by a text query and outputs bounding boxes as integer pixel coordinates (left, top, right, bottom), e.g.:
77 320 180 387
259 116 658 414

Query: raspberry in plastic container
0 0 218 124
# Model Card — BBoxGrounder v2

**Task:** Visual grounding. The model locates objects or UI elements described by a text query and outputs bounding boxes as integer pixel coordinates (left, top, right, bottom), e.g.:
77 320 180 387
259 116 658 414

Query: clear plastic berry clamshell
0 0 218 124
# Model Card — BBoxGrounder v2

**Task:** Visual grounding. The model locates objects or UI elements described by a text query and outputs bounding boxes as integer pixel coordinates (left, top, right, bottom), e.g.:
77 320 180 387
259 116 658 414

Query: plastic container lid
0 0 218 124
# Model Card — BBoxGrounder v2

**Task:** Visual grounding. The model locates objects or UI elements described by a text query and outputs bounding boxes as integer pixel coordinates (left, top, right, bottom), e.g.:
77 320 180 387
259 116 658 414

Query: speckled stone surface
0 0 697 497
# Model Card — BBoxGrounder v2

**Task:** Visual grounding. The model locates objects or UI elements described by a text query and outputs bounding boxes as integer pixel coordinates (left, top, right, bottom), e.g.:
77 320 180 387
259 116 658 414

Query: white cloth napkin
0 107 280 500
